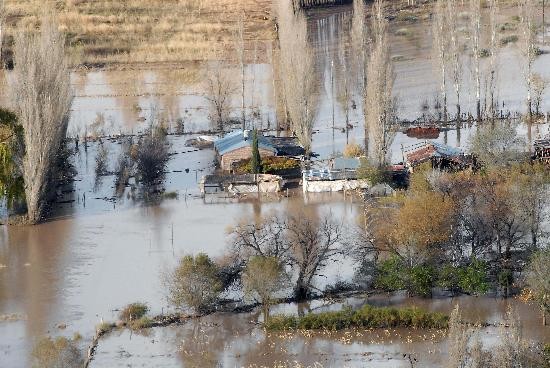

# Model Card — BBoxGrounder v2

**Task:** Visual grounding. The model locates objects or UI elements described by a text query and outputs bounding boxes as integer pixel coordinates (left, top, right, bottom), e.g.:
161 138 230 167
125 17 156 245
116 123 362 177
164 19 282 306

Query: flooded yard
1 3 550 367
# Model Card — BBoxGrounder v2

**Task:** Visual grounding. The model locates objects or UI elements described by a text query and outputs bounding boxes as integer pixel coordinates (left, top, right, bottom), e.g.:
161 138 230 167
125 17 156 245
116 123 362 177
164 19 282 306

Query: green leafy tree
165 253 222 313
375 257 405 291
458 259 489 295
242 256 286 322
408 264 437 297
250 129 261 174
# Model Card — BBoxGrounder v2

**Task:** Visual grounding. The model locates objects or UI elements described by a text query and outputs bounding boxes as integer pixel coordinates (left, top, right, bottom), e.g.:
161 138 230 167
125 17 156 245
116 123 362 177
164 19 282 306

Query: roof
405 141 464 166
333 157 361 170
214 130 277 156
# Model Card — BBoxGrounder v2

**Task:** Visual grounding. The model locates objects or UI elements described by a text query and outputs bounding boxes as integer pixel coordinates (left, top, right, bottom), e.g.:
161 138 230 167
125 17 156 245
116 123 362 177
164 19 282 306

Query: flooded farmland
1 3 550 368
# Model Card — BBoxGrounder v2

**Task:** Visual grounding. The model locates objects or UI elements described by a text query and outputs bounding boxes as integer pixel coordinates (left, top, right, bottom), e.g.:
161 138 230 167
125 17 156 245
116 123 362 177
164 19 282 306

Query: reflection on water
91 295 550 368
1 4 550 367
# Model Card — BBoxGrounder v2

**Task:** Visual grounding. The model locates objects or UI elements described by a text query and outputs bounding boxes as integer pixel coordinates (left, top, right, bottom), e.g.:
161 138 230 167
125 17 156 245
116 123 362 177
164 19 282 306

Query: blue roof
431 142 463 157
214 130 277 156
333 157 361 170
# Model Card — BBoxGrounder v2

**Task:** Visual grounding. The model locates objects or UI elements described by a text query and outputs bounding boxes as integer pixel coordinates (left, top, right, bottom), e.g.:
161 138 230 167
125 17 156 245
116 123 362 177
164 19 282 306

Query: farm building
214 130 304 171
404 141 473 172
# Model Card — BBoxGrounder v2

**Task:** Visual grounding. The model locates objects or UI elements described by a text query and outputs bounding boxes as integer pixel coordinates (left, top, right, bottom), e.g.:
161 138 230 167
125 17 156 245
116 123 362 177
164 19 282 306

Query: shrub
128 316 155 330
96 321 115 335
500 35 519 45
165 253 222 313
135 126 170 185
235 156 299 174
375 257 405 292
265 304 448 331
31 336 83 368
357 158 391 185
343 143 364 158
437 264 461 293
119 302 148 322
458 259 489 295
409 264 436 297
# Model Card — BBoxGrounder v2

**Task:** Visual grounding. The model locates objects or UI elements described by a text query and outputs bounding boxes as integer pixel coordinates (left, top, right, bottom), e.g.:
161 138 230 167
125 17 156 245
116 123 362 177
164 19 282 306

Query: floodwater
1 3 550 367
91 295 549 368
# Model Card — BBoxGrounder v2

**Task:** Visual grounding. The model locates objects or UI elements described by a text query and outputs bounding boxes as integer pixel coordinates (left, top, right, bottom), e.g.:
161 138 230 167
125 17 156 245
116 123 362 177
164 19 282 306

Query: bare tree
336 41 353 143
0 0 4 66
519 0 537 119
532 74 548 115
365 0 395 167
234 11 246 130
11 14 73 224
205 61 235 132
432 0 450 122
447 0 463 122
277 0 318 154
525 248 550 325
286 213 345 300
470 0 482 122
351 0 369 150
446 305 472 368
486 0 500 120
229 214 290 260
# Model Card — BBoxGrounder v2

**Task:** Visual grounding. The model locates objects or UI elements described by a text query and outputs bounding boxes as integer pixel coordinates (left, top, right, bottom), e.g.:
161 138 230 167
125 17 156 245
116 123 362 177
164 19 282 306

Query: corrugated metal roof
214 130 277 156
405 141 464 166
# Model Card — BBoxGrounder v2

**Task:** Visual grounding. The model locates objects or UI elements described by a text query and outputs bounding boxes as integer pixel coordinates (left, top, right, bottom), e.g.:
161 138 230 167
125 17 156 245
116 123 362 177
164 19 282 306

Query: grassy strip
265 305 449 331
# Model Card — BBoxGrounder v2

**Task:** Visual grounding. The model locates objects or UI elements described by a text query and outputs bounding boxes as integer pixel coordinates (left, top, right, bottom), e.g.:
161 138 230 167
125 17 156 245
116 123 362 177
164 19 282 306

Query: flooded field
1 3 550 368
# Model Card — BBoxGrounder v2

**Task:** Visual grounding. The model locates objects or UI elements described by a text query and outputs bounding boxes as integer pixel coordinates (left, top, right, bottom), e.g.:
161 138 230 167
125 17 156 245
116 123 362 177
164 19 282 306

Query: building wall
220 146 275 171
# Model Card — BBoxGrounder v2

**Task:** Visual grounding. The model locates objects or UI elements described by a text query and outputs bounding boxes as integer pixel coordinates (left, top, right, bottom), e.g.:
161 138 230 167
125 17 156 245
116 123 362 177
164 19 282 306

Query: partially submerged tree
0 109 24 209
205 61 235 132
469 120 525 168
470 0 482 122
0 0 4 66
234 12 246 130
165 253 222 313
286 213 345 300
135 126 170 186
242 256 286 321
519 0 537 119
365 0 395 167
447 0 463 122
11 14 73 223
277 0 318 154
432 0 450 122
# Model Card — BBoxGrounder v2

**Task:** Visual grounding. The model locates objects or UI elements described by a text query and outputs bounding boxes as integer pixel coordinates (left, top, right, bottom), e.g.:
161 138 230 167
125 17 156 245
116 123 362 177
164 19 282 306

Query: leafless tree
277 0 318 154
446 305 472 368
11 14 73 224
204 61 235 132
432 0 450 122
229 214 290 260
286 213 346 300
365 0 396 167
135 126 170 186
351 0 369 150
532 74 548 115
519 0 537 119
470 0 482 122
486 0 500 119
234 11 246 130
447 0 463 122
0 0 5 66
336 41 353 142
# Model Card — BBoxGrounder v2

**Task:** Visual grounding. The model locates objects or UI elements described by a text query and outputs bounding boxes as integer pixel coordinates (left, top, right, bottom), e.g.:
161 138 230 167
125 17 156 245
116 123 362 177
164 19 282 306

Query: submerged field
1 1 550 367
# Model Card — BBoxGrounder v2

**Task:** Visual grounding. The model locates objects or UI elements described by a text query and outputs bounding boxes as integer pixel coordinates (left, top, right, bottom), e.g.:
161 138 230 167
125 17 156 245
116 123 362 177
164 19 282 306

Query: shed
332 157 361 171
404 141 471 172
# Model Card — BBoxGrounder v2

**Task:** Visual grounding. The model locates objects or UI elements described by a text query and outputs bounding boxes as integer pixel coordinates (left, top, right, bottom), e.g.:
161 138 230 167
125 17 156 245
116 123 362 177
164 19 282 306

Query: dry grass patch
3 0 275 68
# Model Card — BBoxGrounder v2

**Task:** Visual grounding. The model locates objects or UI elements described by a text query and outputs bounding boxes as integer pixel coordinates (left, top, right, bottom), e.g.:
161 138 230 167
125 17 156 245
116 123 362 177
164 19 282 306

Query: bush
343 143 364 158
409 264 436 297
135 126 170 185
458 259 489 295
375 257 406 292
235 156 300 174
119 302 148 322
128 316 155 330
265 304 448 331
165 253 222 313
357 158 391 185
96 321 115 335
501 35 519 45
31 336 83 368
437 264 461 293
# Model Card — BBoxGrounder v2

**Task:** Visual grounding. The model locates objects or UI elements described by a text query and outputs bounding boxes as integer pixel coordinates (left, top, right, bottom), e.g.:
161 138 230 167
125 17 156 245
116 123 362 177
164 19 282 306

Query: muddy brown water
1 4 550 367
